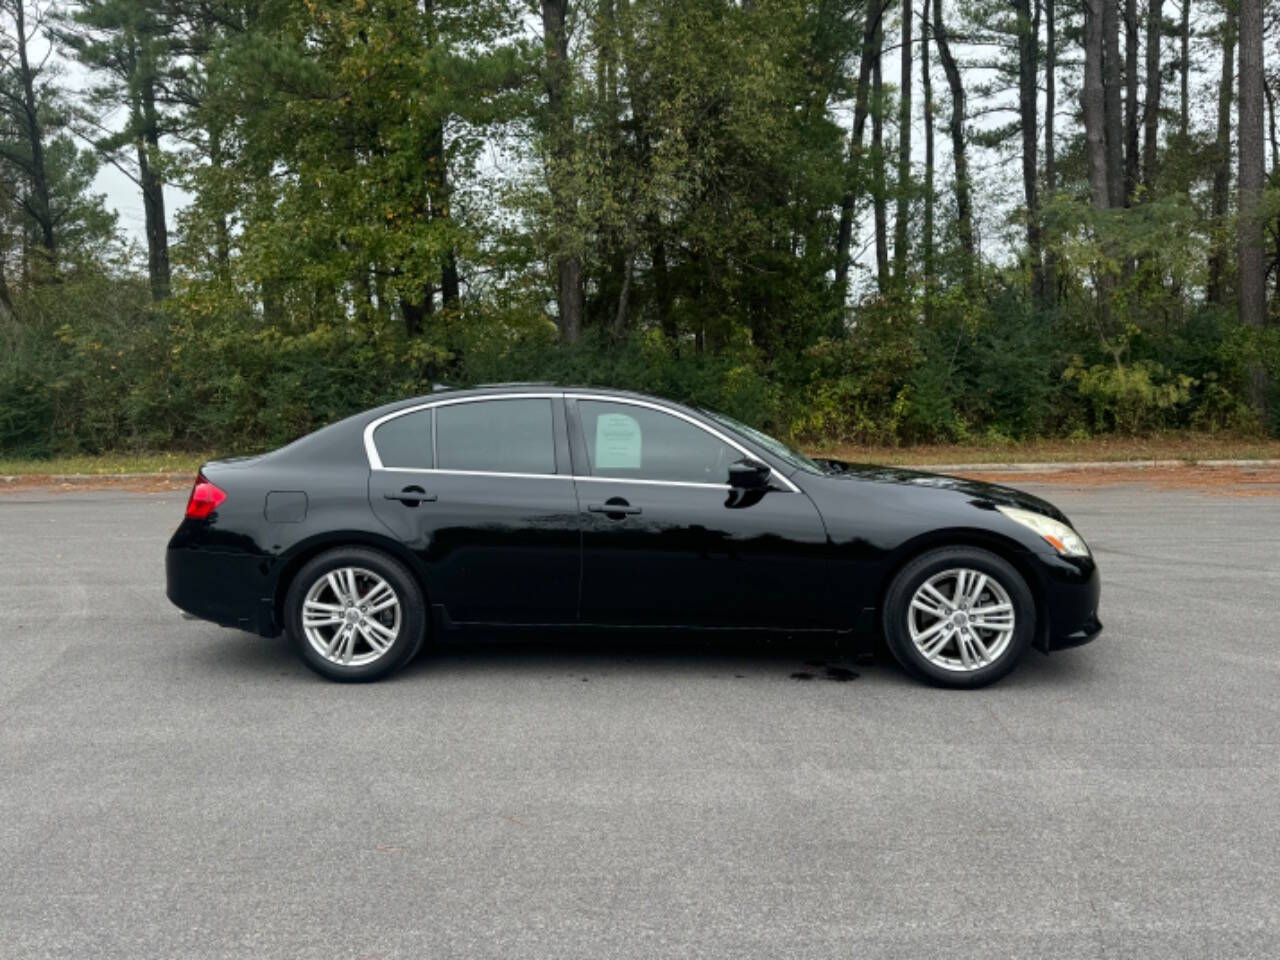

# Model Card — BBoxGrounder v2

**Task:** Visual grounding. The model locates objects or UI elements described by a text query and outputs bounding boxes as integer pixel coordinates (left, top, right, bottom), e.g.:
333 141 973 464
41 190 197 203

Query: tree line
0 0 1277 456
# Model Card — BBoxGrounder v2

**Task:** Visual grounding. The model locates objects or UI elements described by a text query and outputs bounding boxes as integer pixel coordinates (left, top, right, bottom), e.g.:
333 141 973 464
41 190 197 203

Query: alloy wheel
907 567 1016 672
301 567 402 667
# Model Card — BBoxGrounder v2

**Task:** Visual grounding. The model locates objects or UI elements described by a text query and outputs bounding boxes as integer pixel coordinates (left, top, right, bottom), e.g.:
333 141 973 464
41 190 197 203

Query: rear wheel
882 546 1034 688
285 547 425 682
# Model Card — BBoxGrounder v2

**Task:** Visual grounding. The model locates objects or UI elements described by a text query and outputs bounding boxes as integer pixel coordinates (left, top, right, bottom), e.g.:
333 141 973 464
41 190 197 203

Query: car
166 384 1101 687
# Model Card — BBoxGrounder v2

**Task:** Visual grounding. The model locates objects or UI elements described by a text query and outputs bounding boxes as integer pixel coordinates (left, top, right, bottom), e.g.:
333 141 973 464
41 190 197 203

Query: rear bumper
166 546 280 637
1032 553 1103 652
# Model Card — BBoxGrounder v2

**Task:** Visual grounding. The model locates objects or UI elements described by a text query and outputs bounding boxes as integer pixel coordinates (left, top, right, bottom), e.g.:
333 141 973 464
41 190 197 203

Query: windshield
702 410 824 475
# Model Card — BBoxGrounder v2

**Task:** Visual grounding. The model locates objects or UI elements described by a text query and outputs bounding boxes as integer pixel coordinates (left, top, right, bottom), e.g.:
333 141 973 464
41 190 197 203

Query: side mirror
728 458 771 489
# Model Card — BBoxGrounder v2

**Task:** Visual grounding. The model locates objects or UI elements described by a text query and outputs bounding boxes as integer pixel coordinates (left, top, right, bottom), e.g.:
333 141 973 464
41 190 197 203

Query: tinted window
373 409 433 469
436 399 556 474
578 400 737 484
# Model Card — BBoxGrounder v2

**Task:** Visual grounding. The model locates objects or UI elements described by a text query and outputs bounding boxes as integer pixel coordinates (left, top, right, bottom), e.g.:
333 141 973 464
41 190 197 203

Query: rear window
372 409 433 469
435 399 556 475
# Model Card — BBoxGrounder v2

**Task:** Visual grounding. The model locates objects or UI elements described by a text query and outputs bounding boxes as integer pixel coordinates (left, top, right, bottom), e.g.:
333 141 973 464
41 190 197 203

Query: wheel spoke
922 627 953 659
969 602 1011 618
357 623 388 653
914 620 948 643
323 627 345 657
363 618 397 644
958 632 987 667
326 572 349 604
965 573 988 607
921 582 953 611
911 596 948 619
360 580 393 606
304 616 344 628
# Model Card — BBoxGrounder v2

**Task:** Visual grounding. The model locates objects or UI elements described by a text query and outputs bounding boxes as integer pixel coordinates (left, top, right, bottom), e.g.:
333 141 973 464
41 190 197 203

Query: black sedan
166 385 1101 687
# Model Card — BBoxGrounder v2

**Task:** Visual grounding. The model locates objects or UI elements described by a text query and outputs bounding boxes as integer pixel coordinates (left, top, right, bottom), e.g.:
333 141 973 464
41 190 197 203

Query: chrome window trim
567 393 800 493
374 467 574 482
364 390 800 493
364 393 561 472
373 467 730 489
572 475 732 490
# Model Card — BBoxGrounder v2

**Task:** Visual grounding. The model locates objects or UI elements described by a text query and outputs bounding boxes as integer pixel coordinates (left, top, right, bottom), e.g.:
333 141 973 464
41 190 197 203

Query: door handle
587 502 641 516
385 488 438 505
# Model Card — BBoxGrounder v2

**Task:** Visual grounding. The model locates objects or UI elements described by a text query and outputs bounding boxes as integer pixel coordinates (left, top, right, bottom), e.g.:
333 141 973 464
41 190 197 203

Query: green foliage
1064 359 1197 434
2 0 1278 459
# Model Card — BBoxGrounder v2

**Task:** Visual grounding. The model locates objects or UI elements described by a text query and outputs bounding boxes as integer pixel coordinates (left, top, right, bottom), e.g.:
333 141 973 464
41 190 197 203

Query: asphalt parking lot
2 480 1279 959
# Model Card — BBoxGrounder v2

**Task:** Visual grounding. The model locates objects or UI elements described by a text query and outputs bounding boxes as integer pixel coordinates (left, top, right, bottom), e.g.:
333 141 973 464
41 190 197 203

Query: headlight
996 505 1090 557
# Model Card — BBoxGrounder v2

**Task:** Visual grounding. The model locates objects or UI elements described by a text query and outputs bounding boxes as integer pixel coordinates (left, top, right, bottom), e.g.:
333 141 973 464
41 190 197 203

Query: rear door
367 394 581 625
568 396 832 629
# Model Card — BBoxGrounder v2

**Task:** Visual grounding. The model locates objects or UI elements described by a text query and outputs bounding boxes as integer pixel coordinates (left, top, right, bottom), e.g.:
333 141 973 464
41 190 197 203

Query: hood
811 459 1070 524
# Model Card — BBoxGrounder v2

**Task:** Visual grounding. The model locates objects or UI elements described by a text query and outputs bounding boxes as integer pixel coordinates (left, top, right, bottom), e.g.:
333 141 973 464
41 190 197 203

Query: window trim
364 393 562 475
567 394 800 493
364 391 799 493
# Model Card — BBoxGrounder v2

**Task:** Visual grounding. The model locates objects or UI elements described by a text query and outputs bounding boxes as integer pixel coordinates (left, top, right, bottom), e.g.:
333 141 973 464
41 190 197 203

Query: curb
919 458 1280 474
0 472 191 485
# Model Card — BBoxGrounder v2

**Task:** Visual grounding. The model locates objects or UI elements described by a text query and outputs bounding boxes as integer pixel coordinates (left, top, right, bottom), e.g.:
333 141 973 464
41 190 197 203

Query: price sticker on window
595 413 642 469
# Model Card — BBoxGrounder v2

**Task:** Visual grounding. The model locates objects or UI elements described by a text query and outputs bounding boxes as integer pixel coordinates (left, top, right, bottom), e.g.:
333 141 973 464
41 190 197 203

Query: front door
368 395 580 625
569 398 832 629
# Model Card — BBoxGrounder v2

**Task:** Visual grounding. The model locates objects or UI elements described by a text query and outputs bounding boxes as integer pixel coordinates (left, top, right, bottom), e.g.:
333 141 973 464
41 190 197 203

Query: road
2 481 1279 959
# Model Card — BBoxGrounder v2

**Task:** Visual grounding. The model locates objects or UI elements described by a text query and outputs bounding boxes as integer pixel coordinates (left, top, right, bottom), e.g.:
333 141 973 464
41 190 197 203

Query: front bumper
1031 552 1103 652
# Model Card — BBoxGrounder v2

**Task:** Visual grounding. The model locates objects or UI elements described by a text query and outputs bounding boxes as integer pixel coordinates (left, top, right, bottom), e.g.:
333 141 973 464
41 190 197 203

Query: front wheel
882 547 1035 689
285 547 425 682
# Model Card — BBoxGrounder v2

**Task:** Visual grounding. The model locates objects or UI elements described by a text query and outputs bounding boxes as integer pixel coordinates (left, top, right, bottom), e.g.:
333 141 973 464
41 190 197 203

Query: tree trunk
922 0 935 309
873 51 889 291
933 0 974 277
612 255 633 338
1208 4 1237 305
1084 0 1115 327
137 66 171 301
834 0 886 294
208 124 231 279
893 0 913 285
1014 0 1043 300
1104 0 1126 208
1237 0 1267 409
652 234 675 340
1143 0 1164 190
1124 0 1140 203
1084 1 1111 211
541 0 584 343
1179 0 1191 141
1044 0 1058 301
13 0 56 262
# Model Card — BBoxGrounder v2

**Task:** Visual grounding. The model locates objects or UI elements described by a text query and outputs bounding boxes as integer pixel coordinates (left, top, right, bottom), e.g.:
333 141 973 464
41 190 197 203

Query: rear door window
372 409 433 469
435 399 556 475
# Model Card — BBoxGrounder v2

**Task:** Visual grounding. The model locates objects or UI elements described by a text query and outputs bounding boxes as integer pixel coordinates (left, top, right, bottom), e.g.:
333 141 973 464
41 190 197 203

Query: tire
285 547 426 683
882 546 1035 689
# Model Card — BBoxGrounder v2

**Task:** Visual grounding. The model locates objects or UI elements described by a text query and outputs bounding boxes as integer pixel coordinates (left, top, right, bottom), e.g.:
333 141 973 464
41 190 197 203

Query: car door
367 394 581 625
568 396 833 629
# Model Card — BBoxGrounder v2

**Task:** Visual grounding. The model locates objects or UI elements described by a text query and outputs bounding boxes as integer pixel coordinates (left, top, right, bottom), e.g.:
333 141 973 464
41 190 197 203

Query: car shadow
182 624 1104 691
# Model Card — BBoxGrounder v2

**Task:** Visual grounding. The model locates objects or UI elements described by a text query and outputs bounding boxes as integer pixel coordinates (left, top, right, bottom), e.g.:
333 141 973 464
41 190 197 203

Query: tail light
185 474 227 519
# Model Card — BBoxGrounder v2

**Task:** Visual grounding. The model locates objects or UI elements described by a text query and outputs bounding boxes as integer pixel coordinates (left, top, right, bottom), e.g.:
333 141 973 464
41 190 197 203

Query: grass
2 432 1280 476
811 432 1280 466
0 451 212 477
